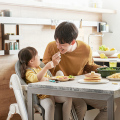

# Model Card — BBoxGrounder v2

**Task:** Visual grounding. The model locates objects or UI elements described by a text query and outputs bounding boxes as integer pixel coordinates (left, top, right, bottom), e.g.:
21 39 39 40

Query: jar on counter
100 23 106 32
106 24 109 32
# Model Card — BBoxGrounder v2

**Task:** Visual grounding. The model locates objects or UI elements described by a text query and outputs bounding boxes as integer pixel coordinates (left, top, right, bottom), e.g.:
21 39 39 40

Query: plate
106 77 120 81
57 78 69 82
49 77 57 80
78 79 109 84
49 76 75 82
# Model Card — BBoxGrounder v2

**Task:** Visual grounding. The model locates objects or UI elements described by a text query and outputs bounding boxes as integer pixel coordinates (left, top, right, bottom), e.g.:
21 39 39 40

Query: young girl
18 47 72 120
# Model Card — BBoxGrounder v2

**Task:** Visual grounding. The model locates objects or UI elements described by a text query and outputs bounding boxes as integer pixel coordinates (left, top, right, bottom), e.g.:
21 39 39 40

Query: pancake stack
84 71 101 82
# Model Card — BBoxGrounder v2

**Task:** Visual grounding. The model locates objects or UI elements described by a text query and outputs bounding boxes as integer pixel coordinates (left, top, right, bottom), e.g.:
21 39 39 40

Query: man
42 21 116 120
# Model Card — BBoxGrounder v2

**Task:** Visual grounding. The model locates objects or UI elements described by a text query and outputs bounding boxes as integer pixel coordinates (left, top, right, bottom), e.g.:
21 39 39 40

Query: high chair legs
7 103 20 120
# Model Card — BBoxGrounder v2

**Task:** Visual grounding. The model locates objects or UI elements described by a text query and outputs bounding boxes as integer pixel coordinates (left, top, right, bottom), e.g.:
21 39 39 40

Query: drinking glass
109 60 117 67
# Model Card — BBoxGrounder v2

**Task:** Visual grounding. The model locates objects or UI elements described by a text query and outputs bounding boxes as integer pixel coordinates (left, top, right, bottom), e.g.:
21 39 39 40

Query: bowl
97 67 120 78
98 50 117 57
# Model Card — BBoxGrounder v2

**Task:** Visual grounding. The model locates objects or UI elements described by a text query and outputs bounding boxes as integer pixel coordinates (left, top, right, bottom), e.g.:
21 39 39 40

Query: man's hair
54 22 78 44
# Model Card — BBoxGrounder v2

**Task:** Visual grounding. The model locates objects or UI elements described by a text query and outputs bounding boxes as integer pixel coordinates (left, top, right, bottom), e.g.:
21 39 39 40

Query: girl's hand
52 52 61 67
45 61 54 69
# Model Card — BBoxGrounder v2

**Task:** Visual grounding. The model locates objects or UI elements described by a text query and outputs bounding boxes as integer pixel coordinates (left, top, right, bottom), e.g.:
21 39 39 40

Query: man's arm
42 42 60 75
83 47 101 73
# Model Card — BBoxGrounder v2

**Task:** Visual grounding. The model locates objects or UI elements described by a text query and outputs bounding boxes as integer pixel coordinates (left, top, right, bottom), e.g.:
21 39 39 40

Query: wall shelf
5 50 19 55
1 24 20 55
0 17 51 25
0 0 116 14
0 50 4 55
4 35 22 40
0 17 106 32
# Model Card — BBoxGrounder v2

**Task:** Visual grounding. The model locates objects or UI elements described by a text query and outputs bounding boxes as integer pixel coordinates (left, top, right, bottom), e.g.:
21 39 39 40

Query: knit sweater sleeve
83 47 101 73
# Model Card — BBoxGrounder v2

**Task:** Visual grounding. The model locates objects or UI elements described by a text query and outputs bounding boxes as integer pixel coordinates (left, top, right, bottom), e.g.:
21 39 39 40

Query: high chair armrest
21 85 28 91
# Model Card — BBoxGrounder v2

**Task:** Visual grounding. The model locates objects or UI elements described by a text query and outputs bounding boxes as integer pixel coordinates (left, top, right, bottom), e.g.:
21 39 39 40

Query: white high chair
7 74 28 120
7 60 78 120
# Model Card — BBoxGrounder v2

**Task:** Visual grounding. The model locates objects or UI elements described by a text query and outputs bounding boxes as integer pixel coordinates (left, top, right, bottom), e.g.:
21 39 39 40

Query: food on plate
107 73 120 78
57 76 69 82
58 76 69 80
49 75 75 82
117 53 120 59
55 76 63 78
68 75 75 78
100 53 108 59
100 67 120 71
84 71 101 82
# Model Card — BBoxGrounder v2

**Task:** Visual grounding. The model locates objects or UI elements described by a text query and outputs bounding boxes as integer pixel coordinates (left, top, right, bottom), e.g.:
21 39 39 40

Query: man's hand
52 52 61 67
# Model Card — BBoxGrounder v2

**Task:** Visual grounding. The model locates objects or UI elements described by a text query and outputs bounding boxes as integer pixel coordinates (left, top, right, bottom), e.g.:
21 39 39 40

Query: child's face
31 54 40 68
56 39 73 54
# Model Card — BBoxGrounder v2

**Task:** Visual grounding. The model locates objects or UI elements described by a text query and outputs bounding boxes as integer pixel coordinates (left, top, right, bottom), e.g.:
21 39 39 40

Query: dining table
27 75 120 120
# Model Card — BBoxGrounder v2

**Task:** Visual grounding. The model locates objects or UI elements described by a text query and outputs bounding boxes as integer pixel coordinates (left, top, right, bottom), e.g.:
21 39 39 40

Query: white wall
102 0 120 51
102 2 120 120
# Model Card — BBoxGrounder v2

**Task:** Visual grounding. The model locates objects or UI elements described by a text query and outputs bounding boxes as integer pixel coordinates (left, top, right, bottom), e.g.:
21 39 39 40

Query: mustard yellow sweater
25 66 50 99
43 40 100 76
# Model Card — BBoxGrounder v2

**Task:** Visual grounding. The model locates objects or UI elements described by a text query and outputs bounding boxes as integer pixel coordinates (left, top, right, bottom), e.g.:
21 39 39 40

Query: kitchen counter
92 52 120 63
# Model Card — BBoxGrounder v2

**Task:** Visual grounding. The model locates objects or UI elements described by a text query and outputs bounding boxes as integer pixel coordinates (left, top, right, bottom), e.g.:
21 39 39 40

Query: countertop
92 52 120 62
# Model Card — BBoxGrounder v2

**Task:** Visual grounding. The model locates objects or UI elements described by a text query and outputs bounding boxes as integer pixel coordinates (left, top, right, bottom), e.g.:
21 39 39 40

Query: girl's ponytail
20 62 27 80
18 47 37 80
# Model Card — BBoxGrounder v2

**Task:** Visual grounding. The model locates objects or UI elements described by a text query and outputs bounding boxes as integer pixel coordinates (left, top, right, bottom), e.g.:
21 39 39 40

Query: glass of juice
109 60 117 67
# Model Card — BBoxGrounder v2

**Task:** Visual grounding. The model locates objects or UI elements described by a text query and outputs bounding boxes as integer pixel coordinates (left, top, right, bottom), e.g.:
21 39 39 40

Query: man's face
56 39 72 54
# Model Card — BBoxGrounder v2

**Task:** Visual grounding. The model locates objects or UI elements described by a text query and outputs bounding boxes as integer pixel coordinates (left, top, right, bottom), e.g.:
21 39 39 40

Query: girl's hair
18 47 38 80
54 21 78 44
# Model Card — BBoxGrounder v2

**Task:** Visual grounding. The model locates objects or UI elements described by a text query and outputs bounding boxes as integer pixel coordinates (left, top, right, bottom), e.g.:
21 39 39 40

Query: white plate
106 77 120 81
78 79 109 84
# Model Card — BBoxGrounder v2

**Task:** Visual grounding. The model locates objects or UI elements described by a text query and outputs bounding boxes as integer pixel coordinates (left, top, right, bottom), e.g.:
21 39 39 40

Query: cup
109 60 117 67
100 23 106 32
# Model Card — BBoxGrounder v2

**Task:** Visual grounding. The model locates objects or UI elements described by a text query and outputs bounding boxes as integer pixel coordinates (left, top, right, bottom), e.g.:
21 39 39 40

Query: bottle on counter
9 42 14 50
14 42 19 50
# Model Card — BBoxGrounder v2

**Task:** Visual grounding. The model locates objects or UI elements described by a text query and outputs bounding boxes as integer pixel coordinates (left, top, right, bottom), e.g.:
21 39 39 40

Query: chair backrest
15 60 40 105
15 60 52 105
10 74 28 120
15 60 27 85
15 60 52 85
